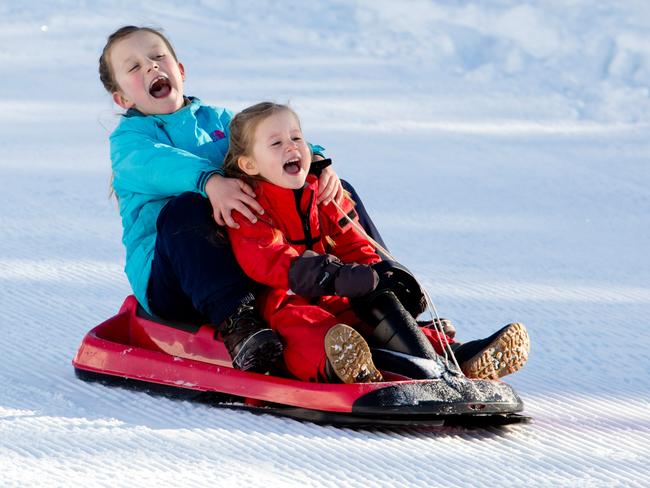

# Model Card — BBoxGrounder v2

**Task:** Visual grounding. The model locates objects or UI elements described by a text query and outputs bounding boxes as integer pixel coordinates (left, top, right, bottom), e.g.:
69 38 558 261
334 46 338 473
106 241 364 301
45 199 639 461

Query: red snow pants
420 326 456 355
260 290 455 382
262 293 368 382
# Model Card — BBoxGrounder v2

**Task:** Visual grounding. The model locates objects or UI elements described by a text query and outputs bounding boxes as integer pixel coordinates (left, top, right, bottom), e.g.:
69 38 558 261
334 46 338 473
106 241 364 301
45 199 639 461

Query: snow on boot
324 324 383 383
218 299 284 373
452 323 530 380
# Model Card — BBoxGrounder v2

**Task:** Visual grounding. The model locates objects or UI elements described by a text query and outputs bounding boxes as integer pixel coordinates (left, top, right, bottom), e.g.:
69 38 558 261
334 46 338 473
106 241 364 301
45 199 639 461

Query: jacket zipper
293 187 315 250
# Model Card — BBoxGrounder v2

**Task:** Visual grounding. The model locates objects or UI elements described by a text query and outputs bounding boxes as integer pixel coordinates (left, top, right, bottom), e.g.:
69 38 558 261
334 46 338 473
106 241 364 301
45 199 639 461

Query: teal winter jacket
110 97 232 312
110 97 324 313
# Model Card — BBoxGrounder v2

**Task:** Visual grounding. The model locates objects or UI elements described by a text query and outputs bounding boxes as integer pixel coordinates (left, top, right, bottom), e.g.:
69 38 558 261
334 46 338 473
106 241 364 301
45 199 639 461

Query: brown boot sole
324 324 383 383
461 322 530 380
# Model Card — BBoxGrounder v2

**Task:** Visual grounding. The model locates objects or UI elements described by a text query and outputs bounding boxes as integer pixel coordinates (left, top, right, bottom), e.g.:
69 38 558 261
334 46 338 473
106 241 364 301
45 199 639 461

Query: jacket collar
255 175 318 207
123 96 201 119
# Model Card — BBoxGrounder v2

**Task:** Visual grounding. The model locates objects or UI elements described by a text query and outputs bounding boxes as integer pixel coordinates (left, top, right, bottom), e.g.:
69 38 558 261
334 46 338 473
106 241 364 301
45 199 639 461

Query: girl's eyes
270 137 302 147
128 54 165 72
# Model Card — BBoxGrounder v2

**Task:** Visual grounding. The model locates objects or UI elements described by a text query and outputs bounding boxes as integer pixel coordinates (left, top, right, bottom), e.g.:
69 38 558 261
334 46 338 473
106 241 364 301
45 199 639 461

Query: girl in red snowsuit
223 102 530 383
223 105 386 382
228 175 383 382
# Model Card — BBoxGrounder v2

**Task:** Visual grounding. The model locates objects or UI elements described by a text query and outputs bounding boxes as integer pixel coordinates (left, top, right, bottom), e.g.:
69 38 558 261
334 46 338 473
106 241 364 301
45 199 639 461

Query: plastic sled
73 296 531 428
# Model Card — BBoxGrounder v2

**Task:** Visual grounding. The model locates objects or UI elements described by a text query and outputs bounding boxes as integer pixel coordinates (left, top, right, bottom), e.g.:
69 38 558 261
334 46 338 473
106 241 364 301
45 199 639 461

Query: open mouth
149 76 172 99
283 158 302 175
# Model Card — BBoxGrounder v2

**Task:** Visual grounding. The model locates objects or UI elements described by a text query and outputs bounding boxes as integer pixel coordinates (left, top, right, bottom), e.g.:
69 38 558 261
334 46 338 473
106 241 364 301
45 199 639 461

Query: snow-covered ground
1 1 649 486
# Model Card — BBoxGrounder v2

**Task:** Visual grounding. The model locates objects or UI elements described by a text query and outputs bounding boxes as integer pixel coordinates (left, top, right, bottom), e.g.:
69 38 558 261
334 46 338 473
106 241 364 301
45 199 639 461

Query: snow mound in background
363 1 650 119
1 0 649 123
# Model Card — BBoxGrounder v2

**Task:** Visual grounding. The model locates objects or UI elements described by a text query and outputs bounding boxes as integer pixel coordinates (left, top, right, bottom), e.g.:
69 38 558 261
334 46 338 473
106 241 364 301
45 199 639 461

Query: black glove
309 158 332 177
371 260 427 318
288 250 379 298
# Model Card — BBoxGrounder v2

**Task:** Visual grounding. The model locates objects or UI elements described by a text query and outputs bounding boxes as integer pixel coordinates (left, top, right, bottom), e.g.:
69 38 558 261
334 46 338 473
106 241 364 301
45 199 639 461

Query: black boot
218 298 283 373
451 323 530 380
352 290 438 360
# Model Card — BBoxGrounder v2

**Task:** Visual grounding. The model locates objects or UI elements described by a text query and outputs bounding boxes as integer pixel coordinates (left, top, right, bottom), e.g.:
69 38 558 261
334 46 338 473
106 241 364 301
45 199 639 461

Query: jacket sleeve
110 128 220 198
320 195 381 266
226 214 299 290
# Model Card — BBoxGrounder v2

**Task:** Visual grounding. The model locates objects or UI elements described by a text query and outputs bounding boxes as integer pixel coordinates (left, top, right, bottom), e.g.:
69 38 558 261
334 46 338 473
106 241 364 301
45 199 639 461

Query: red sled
73 296 531 427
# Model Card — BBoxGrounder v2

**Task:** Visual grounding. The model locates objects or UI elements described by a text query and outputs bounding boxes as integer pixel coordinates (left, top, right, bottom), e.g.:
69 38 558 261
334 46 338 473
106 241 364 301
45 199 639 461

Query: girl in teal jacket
99 26 354 374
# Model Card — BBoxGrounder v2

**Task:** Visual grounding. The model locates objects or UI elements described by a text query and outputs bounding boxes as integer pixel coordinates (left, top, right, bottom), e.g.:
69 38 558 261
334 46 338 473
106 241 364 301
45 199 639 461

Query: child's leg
451 323 530 380
352 290 439 360
149 192 252 324
421 318 530 379
420 326 456 355
409 317 531 379
341 182 530 380
269 303 333 381
269 300 380 383
148 192 282 371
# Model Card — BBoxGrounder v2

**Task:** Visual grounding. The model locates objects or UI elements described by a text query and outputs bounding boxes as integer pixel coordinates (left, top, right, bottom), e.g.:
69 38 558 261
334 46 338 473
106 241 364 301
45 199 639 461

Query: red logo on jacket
211 129 226 141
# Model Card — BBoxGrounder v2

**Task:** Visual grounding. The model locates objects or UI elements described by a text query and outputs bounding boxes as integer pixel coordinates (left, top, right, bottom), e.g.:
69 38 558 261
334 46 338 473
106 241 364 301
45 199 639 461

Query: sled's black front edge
222 404 446 427
441 413 532 427
221 404 531 428
351 382 525 416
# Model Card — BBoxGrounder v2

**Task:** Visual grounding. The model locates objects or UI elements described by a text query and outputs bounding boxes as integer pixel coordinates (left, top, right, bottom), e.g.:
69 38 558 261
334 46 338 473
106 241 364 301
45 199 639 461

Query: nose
146 59 159 72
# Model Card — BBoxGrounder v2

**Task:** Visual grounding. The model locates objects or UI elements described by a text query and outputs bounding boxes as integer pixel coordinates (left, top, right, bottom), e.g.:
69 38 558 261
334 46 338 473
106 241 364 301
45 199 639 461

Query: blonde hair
223 102 299 186
224 102 347 249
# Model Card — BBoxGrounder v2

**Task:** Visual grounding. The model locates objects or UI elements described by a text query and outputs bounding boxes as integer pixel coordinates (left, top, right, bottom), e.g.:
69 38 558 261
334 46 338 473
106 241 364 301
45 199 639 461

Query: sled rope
331 200 462 372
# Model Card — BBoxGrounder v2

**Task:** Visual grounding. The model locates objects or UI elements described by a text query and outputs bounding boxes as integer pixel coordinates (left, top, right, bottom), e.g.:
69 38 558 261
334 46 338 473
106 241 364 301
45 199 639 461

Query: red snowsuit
227 176 451 381
227 176 380 381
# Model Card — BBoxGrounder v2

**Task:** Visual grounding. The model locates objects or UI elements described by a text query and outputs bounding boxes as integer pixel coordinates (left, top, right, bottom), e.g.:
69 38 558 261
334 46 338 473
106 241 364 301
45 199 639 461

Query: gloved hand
370 260 427 318
288 250 379 298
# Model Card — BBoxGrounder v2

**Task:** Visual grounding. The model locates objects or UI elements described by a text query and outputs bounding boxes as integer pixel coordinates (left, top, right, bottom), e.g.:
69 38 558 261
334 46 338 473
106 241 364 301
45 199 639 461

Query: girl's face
109 30 185 115
240 110 312 189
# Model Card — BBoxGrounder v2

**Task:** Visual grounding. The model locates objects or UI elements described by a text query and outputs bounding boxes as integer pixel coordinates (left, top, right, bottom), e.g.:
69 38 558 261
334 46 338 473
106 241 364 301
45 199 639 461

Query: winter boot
352 290 439 360
218 299 283 373
323 324 383 383
452 322 530 380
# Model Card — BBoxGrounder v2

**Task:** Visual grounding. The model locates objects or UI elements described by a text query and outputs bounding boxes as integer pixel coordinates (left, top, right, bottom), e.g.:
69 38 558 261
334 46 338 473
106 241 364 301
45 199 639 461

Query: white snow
1 1 649 486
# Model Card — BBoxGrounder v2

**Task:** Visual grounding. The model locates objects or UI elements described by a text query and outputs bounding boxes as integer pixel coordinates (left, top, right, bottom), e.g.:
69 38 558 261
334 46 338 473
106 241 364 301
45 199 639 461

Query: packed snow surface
1 1 649 486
